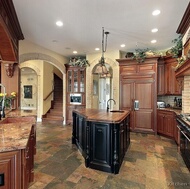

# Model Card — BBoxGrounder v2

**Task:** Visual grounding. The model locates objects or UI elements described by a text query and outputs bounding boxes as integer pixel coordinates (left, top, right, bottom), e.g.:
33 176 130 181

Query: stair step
49 111 62 116
45 115 64 120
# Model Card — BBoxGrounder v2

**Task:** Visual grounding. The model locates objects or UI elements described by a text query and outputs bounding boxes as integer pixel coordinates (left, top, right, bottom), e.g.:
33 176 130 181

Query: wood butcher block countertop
73 108 130 123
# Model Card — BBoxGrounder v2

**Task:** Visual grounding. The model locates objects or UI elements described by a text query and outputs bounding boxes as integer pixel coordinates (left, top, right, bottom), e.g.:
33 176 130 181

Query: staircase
42 74 64 123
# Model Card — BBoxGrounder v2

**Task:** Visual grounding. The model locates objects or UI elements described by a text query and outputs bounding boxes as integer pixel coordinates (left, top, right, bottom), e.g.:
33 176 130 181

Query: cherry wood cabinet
157 110 174 137
0 124 36 189
157 59 165 95
0 151 21 188
164 56 182 95
65 65 86 124
117 57 158 133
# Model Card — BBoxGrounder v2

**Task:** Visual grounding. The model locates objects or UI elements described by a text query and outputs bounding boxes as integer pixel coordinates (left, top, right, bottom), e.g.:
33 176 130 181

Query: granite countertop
157 107 182 115
0 122 33 152
157 108 190 127
5 109 37 118
73 108 130 123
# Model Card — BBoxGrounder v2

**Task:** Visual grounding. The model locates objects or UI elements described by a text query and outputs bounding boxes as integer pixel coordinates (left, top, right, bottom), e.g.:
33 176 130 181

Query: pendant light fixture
93 27 110 76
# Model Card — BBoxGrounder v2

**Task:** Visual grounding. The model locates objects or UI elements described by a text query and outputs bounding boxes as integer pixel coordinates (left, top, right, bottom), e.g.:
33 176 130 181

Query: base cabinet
157 110 174 137
72 112 130 174
0 125 36 189
0 151 21 189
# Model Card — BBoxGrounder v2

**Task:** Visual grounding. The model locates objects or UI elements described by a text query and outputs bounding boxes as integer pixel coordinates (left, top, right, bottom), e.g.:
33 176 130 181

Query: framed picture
24 85 32 99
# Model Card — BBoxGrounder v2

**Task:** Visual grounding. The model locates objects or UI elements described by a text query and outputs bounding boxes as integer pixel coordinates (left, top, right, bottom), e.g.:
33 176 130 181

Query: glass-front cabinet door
67 70 72 92
73 70 78 92
80 70 84 92
66 66 85 93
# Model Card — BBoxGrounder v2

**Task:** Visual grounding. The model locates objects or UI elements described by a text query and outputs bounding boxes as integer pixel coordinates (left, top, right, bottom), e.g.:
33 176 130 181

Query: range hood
175 58 190 78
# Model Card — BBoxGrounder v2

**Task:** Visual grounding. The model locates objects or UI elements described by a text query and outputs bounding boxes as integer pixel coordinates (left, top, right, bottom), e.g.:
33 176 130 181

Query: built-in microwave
70 93 82 104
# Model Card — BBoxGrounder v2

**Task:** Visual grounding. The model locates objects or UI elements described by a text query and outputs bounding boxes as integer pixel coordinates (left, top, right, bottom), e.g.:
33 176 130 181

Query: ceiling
13 0 189 58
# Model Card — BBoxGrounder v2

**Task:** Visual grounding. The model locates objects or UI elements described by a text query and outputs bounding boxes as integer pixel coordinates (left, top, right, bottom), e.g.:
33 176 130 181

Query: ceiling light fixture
93 27 110 76
120 44 125 47
56 21 63 27
151 39 157 43
151 28 158 33
73 51 77 54
152 10 160 16
95 48 100 51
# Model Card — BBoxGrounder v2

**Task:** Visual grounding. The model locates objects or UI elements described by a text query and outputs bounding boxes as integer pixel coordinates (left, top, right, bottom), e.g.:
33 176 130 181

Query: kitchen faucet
107 98 116 112
0 83 6 119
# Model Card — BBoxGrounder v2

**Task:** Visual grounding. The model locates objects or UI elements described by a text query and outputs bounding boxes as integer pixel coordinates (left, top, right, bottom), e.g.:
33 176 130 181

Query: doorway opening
92 63 113 110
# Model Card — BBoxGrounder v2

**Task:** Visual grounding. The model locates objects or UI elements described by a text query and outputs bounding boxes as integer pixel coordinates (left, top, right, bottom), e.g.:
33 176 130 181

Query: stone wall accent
183 76 190 113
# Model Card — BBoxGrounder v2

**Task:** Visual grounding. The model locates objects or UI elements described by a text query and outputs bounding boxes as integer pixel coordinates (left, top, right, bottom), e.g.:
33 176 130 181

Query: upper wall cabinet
157 59 165 95
164 56 182 95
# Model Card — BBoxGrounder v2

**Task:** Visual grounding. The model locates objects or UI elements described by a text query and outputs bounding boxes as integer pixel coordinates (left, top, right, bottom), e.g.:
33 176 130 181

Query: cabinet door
134 80 155 132
164 113 174 137
157 63 165 95
119 122 125 163
120 78 155 132
165 60 181 95
157 110 174 137
91 123 111 168
157 111 165 134
0 151 21 189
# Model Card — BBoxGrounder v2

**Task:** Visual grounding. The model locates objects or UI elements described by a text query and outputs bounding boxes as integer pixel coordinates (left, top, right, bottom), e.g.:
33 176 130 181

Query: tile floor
29 122 190 189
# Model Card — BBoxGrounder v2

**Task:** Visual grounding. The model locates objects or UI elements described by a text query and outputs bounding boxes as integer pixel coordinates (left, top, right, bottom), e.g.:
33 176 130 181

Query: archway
19 53 66 124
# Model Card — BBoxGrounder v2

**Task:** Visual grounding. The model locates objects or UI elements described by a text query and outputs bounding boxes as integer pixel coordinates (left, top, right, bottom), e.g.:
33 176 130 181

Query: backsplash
183 76 190 113
157 95 182 108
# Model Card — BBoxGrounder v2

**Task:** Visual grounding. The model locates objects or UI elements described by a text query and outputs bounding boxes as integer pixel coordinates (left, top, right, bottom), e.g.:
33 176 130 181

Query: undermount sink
110 110 125 113
0 116 36 124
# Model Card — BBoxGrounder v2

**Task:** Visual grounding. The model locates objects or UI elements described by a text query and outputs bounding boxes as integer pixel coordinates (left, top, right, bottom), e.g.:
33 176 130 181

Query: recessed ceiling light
152 10 160 16
56 21 63 27
151 28 158 33
73 51 77 54
151 40 157 43
120 44 125 47
95 48 100 51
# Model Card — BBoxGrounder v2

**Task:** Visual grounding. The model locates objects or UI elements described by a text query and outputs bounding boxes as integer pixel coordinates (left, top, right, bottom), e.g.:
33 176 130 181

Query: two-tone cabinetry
72 111 130 174
65 65 86 124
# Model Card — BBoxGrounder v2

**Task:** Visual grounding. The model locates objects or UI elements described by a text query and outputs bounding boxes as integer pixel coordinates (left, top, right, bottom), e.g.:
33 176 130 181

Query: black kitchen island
72 108 130 174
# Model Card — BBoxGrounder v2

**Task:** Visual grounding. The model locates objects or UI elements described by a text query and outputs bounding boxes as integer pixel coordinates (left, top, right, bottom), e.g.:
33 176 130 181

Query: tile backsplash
157 95 182 108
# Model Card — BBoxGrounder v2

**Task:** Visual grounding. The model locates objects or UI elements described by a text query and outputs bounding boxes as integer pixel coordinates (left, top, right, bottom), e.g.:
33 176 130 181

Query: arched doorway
19 54 66 124
92 63 113 109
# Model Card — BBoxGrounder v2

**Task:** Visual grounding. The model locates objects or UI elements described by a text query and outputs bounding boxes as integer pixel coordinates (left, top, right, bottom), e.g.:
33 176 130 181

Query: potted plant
68 57 90 67
132 48 149 63
170 35 183 58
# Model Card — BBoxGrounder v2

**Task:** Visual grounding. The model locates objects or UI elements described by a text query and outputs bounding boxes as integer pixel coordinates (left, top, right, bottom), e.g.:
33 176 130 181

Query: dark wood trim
0 0 24 40
177 2 190 35
0 0 24 62
175 58 190 78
